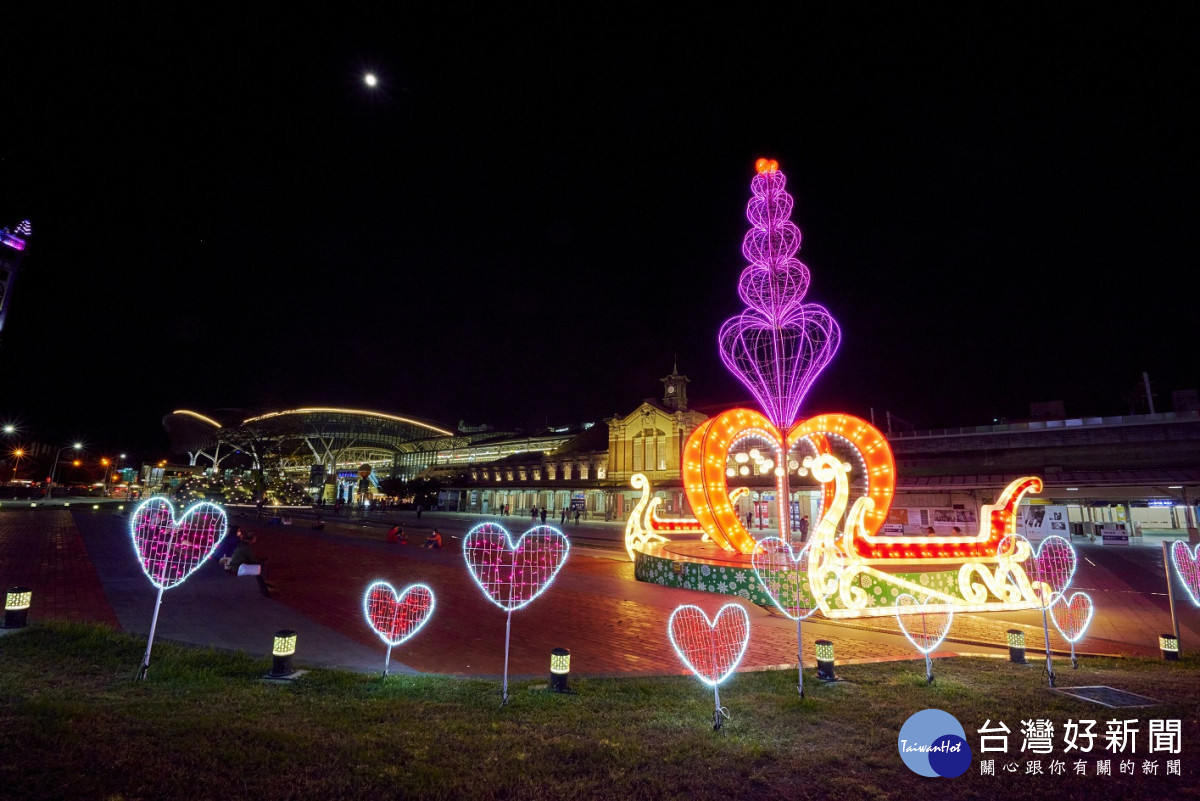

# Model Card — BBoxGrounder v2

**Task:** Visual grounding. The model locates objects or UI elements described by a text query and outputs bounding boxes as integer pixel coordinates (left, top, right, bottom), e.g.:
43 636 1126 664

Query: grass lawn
1 623 1198 800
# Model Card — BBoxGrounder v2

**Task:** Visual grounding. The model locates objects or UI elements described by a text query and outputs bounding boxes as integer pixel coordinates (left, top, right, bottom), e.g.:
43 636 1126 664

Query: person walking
798 515 809 543
531 506 539 524
574 509 581 526
560 507 567 526
540 507 547 524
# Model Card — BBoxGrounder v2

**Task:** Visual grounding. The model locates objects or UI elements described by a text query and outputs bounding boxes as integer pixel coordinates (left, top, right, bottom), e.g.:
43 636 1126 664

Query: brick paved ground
0 510 118 628
6 506 1194 678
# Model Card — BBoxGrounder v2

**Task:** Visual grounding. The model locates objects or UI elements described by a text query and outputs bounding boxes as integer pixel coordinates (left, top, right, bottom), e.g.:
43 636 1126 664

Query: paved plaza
2 504 1196 679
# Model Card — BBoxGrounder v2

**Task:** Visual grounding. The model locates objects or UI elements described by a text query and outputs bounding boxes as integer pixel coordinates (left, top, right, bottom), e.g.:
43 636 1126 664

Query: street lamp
11 448 24 481
100 458 110 496
48 443 83 498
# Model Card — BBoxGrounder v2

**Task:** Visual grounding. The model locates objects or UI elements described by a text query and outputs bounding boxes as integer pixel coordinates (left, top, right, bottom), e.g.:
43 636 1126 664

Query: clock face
667 385 676 394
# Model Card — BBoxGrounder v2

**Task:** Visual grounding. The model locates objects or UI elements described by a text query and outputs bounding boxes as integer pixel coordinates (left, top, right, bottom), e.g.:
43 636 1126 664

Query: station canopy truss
162 407 463 480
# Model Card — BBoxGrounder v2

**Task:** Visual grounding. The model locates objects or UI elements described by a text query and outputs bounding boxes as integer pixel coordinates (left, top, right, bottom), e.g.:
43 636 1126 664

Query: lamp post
47 443 82 498
10 448 23 482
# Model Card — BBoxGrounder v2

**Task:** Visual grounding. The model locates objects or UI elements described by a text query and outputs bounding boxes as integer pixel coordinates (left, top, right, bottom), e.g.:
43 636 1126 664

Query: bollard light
5 586 32 628
815 639 837 681
1160 634 1180 661
1007 629 1027 664
270 629 298 677
550 647 571 693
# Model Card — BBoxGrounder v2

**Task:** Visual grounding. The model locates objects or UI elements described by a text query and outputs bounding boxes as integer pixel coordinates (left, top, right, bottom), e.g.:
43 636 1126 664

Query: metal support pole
501 608 512 705
1162 540 1182 656
137 586 165 680
1040 607 1056 687
797 616 804 697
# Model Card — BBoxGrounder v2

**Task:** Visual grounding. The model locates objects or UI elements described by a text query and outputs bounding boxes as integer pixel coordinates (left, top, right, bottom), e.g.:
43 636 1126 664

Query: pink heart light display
1025 535 1077 608
362 581 435 646
751 537 824 620
462 523 570 611
668 603 751 686
718 307 840 431
1170 541 1200 607
1049 591 1094 643
895 594 954 655
130 498 228 589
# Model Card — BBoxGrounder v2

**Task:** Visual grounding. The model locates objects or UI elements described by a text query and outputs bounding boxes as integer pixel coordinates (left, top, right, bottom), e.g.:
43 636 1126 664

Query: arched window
632 427 667 472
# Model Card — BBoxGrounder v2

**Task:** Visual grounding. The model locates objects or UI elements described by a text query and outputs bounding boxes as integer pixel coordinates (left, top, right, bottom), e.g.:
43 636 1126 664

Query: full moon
363 72 378 88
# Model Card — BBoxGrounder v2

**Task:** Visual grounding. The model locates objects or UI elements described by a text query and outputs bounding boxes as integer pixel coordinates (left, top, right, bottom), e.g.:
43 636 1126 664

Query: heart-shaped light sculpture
668 603 751 729
462 522 570 703
1170 541 1200 607
1000 534 1076 686
752 536 826 696
362 581 436 675
1049 590 1094 669
129 497 228 680
896 593 954 683
131 497 228 589
1024 535 1077 609
751 537 823 621
463 522 570 612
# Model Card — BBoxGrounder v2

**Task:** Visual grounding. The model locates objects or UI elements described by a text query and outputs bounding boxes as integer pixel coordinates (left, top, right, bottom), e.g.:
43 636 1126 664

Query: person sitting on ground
387 524 406 544
425 528 443 549
228 533 275 597
311 516 325 530
218 526 245 571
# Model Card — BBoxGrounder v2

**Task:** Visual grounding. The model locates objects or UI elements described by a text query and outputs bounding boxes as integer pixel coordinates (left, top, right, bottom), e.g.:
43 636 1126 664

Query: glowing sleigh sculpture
626 158 1050 618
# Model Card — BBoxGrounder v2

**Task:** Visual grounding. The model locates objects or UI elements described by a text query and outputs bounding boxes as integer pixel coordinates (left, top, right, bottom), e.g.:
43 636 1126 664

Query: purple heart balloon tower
718 158 841 542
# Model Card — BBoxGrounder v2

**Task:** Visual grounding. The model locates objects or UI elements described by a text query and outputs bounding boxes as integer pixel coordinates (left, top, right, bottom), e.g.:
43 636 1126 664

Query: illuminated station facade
163 366 1200 536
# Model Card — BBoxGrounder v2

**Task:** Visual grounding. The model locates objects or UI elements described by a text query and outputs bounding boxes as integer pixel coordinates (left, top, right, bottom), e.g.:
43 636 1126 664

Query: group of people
388 523 442 549
517 505 582 526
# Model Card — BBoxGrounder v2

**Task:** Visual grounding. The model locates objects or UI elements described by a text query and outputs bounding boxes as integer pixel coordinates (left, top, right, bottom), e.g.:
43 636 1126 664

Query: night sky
2 7 1196 458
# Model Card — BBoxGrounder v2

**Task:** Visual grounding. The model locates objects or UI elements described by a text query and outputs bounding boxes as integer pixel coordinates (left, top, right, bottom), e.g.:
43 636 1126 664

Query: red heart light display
1170 541 1200 607
667 603 751 686
1023 535 1076 608
462 522 570 611
362 581 435 646
130 498 227 589
1049 591 1094 643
